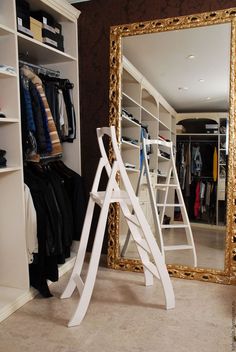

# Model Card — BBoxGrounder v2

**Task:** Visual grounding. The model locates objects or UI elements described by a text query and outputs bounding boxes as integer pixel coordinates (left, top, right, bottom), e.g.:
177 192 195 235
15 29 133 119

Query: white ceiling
122 23 231 113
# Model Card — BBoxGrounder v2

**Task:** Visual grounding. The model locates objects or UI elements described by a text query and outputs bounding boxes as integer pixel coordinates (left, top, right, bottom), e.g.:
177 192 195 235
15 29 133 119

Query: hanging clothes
194 181 201 219
24 184 38 264
192 145 202 176
40 75 77 143
20 66 62 161
50 161 87 240
213 147 218 182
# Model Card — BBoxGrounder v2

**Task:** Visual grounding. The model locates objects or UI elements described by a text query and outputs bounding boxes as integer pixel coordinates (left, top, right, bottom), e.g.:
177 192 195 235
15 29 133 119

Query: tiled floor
0 261 235 352
123 225 225 270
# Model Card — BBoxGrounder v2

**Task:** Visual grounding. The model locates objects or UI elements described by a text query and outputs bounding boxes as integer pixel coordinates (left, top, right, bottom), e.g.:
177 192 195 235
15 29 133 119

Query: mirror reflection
119 23 231 270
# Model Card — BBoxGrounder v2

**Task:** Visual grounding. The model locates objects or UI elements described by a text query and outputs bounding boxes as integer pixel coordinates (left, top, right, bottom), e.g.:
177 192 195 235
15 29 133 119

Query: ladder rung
124 214 140 227
161 224 188 229
155 184 179 188
142 261 160 279
73 273 84 294
90 190 131 206
164 245 194 251
156 203 184 207
134 238 150 253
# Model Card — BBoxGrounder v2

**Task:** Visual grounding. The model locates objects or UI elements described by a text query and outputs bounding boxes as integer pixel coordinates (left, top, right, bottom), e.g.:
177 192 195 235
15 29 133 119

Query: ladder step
164 245 194 251
156 203 184 207
155 184 179 188
161 224 188 229
142 261 160 279
124 214 140 227
73 273 84 295
90 190 131 206
134 238 150 253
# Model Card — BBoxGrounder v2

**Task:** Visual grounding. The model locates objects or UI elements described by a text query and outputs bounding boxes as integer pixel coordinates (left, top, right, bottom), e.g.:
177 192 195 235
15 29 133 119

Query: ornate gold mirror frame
108 8 236 284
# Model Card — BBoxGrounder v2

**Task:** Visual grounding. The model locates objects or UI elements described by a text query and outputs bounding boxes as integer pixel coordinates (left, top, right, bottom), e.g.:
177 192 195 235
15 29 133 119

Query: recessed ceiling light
199 79 205 82
205 97 211 100
186 55 195 59
178 87 189 91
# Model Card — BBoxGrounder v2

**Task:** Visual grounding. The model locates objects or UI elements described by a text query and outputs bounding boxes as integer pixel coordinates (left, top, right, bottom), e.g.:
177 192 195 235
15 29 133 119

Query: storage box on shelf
0 0 80 323
16 0 67 51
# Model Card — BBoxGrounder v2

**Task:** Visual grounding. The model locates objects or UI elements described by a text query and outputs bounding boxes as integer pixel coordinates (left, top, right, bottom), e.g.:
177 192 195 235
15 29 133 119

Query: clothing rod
19 60 61 77
193 176 214 179
177 140 218 143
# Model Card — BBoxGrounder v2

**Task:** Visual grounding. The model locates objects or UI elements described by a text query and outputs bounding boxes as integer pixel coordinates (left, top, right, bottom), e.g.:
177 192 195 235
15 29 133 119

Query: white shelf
122 115 141 128
141 106 158 121
121 140 140 149
126 167 140 173
122 92 141 108
0 71 17 79
17 33 77 64
159 120 170 131
157 173 168 178
0 166 21 173
28 0 79 22
158 155 170 161
0 118 19 123
0 23 15 36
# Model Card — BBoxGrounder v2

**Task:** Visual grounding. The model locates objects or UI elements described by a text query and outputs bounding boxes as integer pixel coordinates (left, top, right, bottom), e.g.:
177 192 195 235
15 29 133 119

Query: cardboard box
30 17 42 42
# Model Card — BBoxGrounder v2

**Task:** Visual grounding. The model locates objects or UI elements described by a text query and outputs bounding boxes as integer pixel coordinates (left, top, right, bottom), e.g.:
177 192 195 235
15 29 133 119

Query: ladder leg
131 196 175 309
176 183 197 267
145 229 175 309
61 157 107 299
121 161 145 257
120 229 131 257
68 170 117 327
160 164 172 225
120 200 154 286
61 197 96 299
67 162 119 326
68 212 108 327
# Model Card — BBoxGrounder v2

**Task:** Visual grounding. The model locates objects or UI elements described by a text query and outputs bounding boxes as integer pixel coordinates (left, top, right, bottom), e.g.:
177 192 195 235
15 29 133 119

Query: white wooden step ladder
141 137 197 267
61 126 175 327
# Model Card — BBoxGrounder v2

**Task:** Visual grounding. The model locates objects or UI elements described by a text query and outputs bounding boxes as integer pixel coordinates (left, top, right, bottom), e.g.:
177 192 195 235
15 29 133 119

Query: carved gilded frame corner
108 8 236 284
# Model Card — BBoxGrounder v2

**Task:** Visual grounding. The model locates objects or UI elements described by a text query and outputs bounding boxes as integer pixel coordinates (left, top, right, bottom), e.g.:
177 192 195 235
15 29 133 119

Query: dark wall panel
74 0 236 251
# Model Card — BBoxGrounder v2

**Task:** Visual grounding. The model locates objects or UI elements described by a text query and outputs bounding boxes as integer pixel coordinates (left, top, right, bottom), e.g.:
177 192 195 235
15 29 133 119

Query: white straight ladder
61 126 175 327
142 137 197 267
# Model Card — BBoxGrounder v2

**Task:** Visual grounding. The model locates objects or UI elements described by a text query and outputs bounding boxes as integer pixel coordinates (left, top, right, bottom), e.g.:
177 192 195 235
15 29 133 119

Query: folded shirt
0 64 16 75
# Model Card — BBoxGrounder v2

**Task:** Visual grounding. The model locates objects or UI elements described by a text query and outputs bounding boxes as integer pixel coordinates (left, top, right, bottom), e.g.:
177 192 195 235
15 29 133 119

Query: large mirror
108 8 236 284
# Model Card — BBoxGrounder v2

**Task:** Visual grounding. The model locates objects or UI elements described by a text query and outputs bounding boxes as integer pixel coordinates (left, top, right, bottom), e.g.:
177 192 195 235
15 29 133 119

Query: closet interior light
178 87 189 91
186 54 195 59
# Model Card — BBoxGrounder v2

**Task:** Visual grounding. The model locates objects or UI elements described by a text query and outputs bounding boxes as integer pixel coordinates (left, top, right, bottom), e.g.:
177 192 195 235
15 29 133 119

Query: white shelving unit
120 56 177 238
0 0 80 322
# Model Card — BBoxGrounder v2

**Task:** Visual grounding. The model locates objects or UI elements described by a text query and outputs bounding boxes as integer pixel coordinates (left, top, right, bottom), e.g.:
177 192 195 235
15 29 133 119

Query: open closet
0 0 81 322
176 113 227 227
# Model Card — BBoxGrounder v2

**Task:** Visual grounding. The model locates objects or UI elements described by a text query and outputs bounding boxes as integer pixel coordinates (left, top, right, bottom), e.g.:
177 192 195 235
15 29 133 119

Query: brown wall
74 0 236 251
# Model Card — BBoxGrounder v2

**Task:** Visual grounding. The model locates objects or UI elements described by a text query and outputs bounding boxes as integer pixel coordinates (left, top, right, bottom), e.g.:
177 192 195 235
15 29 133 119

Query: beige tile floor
123 225 225 270
0 260 236 352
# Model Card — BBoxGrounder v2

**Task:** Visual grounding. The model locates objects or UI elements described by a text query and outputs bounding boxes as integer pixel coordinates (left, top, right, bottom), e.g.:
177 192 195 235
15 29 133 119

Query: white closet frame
120 56 177 243
0 0 80 322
